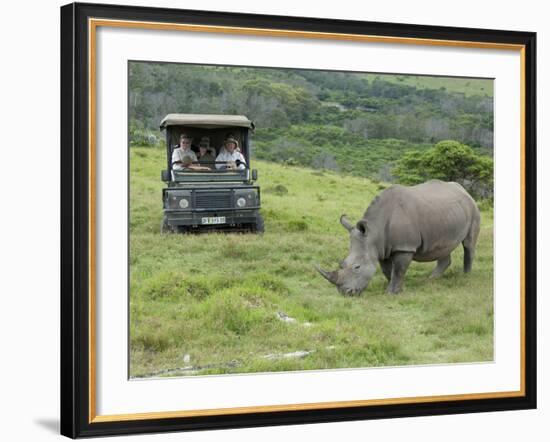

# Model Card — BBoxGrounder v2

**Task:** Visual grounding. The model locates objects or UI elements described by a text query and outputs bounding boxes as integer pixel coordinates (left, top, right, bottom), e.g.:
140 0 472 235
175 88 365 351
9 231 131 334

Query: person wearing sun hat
172 133 197 170
215 136 246 170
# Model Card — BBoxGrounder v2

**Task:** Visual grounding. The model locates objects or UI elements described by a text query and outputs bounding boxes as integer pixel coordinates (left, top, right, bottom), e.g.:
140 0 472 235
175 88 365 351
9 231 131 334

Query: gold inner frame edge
87 17 527 423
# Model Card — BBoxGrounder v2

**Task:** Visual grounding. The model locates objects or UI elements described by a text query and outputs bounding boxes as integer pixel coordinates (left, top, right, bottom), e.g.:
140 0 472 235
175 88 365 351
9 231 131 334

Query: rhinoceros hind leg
379 259 392 282
386 252 413 294
430 255 451 278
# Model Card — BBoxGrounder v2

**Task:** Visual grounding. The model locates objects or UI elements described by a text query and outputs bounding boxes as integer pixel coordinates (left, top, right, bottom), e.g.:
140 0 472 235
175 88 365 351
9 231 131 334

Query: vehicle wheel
254 214 265 234
160 216 175 234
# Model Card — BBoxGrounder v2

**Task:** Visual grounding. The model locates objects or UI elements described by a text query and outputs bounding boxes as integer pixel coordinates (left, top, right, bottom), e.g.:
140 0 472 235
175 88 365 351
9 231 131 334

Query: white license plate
201 216 226 225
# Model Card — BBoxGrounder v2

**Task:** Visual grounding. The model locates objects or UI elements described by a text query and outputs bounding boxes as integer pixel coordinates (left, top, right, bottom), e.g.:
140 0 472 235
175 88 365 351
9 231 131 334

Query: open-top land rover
160 114 263 233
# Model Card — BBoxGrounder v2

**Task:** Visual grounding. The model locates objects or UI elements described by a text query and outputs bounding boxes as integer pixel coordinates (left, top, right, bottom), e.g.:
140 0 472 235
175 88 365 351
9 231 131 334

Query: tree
392 140 493 198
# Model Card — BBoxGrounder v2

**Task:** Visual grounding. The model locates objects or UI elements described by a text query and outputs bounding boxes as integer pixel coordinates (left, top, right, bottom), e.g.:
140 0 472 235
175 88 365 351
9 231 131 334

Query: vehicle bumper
164 208 259 227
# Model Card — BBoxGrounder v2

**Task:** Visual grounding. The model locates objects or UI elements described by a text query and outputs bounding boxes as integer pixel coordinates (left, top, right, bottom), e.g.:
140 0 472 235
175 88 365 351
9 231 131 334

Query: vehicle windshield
172 166 249 182
174 160 247 172
169 128 249 175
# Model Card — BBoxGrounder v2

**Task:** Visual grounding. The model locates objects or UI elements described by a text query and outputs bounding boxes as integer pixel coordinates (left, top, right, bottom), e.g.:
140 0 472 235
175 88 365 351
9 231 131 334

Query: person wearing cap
172 133 197 170
215 136 246 170
197 136 216 168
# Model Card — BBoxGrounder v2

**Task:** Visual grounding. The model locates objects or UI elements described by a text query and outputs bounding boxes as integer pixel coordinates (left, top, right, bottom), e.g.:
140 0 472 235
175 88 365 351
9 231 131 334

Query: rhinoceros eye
353 264 361 271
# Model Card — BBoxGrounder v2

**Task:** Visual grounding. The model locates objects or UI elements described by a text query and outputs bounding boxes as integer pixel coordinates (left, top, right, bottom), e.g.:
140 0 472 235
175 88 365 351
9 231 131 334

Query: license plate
201 216 226 225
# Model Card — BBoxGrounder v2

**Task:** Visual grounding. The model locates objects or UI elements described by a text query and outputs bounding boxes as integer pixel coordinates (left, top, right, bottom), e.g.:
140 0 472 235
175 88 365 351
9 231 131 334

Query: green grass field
130 146 494 378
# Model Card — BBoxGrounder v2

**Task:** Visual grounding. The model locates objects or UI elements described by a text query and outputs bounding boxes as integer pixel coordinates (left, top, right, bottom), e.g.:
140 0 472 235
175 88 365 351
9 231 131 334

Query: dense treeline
129 62 493 188
251 125 429 180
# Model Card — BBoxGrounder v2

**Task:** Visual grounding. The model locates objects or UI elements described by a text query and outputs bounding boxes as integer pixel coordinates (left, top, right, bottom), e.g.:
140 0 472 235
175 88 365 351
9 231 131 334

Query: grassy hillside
365 74 493 97
251 127 431 180
130 146 494 378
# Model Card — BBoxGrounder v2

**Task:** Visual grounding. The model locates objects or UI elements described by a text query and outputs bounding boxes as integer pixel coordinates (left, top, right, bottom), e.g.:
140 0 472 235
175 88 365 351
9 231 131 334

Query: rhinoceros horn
315 264 339 285
340 214 354 232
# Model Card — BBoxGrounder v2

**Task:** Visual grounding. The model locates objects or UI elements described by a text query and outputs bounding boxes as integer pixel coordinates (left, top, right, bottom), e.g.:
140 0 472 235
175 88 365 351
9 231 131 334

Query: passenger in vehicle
197 137 216 168
215 136 246 170
172 133 197 170
218 132 238 154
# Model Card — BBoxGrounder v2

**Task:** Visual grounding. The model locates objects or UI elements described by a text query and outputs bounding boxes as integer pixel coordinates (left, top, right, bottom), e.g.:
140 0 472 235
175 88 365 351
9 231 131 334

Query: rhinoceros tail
462 209 481 273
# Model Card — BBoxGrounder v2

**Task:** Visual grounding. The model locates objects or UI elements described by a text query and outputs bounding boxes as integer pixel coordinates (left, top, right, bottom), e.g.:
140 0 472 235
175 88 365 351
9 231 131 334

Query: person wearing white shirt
172 133 197 170
215 137 246 170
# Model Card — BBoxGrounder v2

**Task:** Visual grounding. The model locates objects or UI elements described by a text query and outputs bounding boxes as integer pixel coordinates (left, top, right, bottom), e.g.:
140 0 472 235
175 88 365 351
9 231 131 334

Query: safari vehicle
160 114 264 233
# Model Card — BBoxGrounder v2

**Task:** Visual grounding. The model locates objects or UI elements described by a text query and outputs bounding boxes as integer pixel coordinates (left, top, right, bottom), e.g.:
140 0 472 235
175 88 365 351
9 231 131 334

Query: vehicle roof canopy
160 114 254 130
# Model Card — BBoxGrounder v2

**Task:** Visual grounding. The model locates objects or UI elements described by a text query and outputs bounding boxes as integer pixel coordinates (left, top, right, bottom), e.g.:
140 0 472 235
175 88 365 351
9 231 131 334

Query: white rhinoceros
317 180 481 295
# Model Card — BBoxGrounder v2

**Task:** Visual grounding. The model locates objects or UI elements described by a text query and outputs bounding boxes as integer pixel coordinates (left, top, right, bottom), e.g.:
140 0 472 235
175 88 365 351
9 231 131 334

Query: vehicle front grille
195 192 232 209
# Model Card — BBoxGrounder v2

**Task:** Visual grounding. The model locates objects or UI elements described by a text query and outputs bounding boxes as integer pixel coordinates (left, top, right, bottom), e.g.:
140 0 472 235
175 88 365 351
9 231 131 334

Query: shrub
264 184 289 195
393 140 493 198
287 220 309 231
130 123 163 147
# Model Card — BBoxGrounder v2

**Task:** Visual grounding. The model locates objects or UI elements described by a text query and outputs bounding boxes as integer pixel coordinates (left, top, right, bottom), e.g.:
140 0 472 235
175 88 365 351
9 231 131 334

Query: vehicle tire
160 216 175 234
254 214 265 234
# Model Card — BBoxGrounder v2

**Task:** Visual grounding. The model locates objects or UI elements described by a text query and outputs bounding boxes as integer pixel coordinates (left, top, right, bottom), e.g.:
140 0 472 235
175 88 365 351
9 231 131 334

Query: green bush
130 121 163 147
393 140 493 198
264 184 289 195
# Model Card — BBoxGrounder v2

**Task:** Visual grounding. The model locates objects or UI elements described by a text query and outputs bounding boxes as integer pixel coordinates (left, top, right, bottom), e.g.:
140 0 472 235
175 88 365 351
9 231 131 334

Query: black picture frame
60 2 536 438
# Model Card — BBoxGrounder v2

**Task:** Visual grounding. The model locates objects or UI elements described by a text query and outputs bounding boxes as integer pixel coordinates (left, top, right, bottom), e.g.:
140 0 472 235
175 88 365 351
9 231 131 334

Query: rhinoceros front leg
379 259 392 282
386 252 414 294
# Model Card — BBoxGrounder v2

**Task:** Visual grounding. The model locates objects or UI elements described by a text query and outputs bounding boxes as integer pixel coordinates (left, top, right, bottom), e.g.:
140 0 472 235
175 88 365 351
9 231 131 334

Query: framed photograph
60 2 536 438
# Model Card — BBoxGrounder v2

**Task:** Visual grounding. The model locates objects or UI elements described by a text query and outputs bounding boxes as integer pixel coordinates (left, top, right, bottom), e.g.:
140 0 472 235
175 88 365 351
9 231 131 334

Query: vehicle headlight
234 190 257 208
166 190 192 209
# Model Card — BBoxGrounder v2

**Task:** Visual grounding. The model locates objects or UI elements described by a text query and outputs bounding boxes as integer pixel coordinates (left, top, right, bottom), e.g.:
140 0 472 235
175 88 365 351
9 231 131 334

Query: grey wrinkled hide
317 180 481 295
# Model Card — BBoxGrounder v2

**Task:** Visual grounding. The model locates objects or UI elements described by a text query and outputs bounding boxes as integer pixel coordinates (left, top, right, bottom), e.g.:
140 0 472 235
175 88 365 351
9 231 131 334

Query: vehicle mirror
252 169 258 181
161 169 170 182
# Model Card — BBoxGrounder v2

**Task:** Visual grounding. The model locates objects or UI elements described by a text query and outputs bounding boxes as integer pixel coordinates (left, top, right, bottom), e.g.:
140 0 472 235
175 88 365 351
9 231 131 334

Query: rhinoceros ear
356 220 368 235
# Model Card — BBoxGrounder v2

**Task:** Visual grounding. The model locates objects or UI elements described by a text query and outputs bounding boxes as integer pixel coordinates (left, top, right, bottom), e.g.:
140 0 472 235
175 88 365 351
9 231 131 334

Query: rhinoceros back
365 180 480 262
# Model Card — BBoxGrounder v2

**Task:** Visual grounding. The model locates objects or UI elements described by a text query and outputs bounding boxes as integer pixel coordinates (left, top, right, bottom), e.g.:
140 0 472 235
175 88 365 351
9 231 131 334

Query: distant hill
364 74 493 98
129 62 493 182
